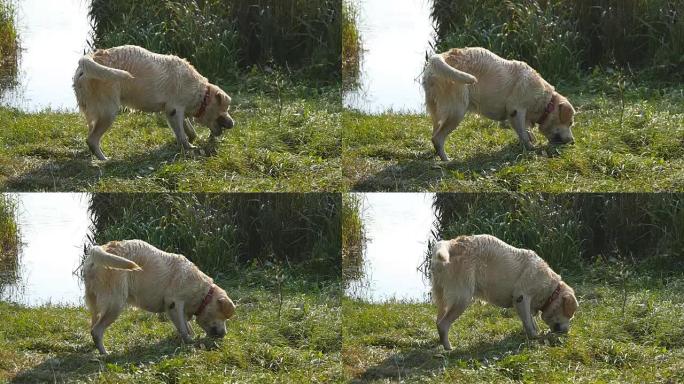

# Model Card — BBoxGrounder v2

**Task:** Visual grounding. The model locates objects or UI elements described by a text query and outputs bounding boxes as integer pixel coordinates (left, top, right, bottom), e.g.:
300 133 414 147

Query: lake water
0 0 92 111
0 193 91 306
346 193 436 302
343 0 435 114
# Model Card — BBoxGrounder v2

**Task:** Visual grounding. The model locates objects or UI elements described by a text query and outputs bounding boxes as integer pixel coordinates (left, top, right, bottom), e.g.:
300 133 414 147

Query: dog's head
540 281 578 333
195 285 236 338
538 93 575 146
198 84 235 137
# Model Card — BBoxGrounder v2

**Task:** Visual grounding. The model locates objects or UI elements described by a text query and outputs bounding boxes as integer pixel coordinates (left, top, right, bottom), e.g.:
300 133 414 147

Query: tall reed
0 194 18 263
431 0 683 82
430 193 683 272
88 193 340 279
88 0 341 85
342 193 364 283
342 0 361 90
0 0 19 96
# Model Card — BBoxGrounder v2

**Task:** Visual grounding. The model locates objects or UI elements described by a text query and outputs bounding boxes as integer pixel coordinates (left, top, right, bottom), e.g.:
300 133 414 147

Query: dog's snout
218 115 234 129
551 134 573 146
553 323 568 333
210 326 226 338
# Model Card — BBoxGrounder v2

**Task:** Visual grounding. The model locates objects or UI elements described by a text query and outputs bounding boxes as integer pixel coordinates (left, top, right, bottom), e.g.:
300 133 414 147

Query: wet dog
423 47 576 161
73 45 235 160
83 239 236 354
431 234 578 350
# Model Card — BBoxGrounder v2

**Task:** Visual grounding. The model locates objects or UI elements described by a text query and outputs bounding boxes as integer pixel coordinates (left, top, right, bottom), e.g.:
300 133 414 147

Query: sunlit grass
343 267 684 383
343 79 684 192
0 82 341 192
0 271 343 383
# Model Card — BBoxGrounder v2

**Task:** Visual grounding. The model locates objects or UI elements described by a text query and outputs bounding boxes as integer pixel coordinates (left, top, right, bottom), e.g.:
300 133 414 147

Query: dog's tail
431 240 452 265
78 56 134 81
89 245 142 271
426 54 477 84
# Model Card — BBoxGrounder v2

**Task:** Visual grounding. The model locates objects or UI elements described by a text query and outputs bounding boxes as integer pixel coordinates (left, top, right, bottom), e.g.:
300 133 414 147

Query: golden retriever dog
73 45 235 160
423 47 576 161
83 239 236 354
430 234 578 350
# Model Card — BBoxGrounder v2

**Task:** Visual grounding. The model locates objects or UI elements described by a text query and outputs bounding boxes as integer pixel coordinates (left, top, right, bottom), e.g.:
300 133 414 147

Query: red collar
195 284 215 316
537 95 555 125
194 86 211 118
540 284 561 313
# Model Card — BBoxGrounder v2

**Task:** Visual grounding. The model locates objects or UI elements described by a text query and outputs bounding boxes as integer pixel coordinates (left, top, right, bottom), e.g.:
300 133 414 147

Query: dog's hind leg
90 302 124 354
437 293 472 350
432 284 447 324
166 108 196 152
432 111 465 162
87 112 116 161
183 118 198 143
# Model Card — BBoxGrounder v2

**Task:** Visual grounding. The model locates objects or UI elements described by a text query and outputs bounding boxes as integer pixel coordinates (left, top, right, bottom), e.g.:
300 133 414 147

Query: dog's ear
215 90 231 107
559 102 574 124
562 294 578 318
218 297 236 318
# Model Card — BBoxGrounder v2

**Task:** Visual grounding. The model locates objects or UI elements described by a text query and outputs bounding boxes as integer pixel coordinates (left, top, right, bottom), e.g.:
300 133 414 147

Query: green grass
0 86 341 192
343 79 684 192
343 267 684 383
0 270 343 383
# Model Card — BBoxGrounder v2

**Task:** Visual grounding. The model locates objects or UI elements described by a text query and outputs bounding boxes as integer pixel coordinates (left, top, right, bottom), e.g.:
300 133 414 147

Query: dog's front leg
186 321 195 337
166 108 196 151
183 118 198 143
508 109 534 150
514 294 538 338
166 301 194 344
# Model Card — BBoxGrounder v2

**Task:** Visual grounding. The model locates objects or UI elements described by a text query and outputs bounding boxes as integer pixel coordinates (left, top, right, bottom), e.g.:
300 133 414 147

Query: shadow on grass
352 332 530 383
10 335 217 383
352 142 522 191
2 142 204 191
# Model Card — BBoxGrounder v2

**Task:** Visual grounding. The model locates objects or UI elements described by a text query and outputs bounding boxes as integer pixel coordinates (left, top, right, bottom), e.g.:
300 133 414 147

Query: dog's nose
218 115 234 129
211 327 226 338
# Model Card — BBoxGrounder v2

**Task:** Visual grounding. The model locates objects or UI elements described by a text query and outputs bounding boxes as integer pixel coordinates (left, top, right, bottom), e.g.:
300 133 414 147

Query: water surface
343 0 435 114
0 193 91 306
346 193 435 302
0 0 91 111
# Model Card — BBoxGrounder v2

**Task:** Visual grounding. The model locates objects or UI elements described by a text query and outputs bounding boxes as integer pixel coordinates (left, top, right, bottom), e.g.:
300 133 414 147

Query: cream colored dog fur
423 47 576 161
73 45 234 160
84 239 236 354
431 234 578 350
